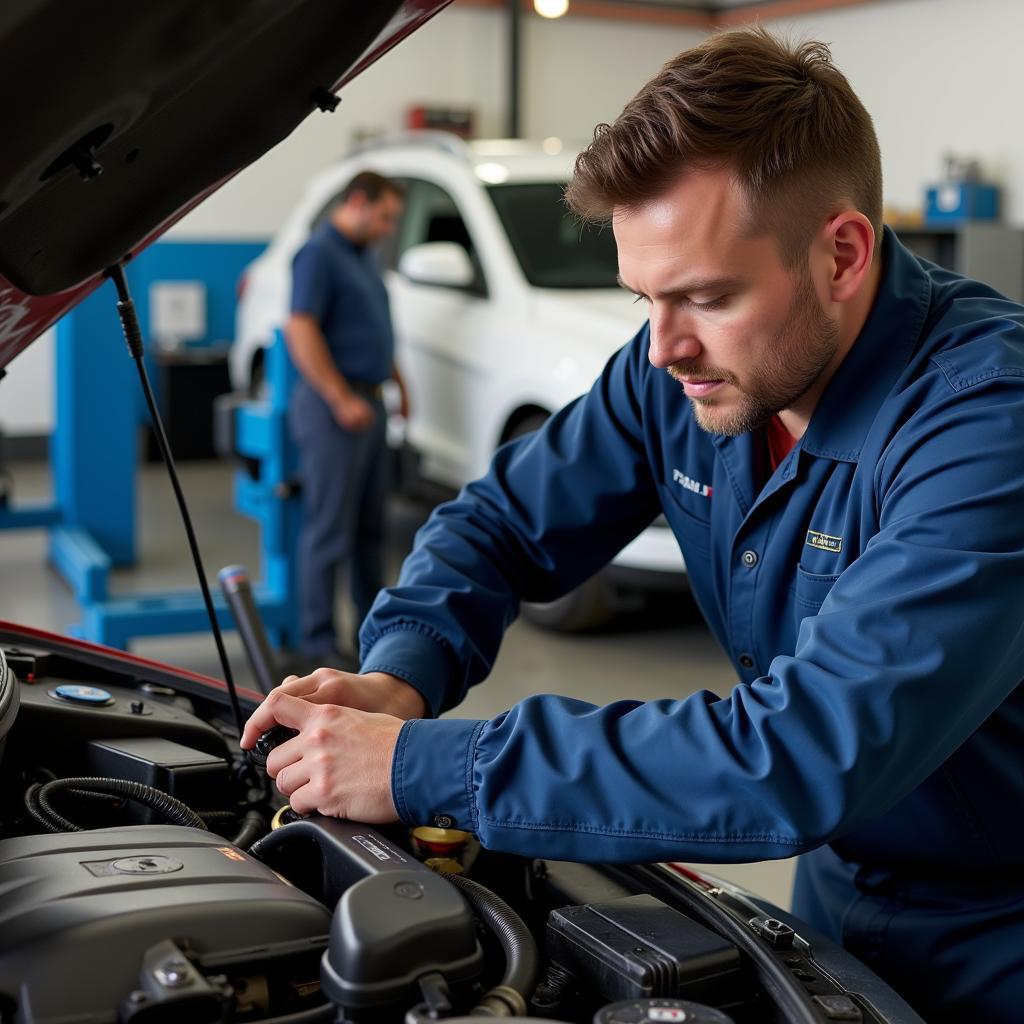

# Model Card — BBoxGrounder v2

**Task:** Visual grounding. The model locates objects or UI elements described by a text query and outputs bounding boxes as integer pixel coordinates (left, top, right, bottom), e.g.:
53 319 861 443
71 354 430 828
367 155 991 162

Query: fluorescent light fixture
475 162 510 184
535 0 569 18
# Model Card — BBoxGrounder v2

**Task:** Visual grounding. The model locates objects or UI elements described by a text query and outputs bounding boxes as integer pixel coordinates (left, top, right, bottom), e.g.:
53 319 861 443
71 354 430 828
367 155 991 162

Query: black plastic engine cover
252 817 484 1012
0 825 331 1023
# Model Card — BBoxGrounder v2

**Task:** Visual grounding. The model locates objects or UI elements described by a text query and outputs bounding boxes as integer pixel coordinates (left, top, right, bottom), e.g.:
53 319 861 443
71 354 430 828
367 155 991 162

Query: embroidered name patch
672 468 712 498
806 530 842 553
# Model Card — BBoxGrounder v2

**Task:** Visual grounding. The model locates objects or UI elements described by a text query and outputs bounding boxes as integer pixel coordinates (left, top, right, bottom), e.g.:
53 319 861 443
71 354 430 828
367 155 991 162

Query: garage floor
0 457 797 909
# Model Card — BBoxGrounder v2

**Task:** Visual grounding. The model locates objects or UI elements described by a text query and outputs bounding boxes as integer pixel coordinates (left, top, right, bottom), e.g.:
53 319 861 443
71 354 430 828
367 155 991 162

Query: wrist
364 672 427 719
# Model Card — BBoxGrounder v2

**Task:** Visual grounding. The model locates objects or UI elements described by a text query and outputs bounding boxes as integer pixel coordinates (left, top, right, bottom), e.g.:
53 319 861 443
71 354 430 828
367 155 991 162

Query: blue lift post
49 279 137 606
0 265 301 651
66 326 302 650
0 282 133 594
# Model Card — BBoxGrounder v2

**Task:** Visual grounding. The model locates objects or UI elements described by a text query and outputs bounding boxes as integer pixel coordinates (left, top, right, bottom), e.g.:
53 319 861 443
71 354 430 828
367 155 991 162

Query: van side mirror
398 242 475 289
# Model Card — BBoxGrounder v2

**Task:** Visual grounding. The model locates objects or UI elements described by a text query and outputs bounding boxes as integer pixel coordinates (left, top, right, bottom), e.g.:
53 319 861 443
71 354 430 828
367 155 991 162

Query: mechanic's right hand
240 670 427 750
332 392 375 431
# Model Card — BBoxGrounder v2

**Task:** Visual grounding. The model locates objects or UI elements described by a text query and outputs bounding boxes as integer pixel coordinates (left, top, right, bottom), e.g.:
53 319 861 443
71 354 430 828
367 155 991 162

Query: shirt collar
320 219 364 252
801 226 932 462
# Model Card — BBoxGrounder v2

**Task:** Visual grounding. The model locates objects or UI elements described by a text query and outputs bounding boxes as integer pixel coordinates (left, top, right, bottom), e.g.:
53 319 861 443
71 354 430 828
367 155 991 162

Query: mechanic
286 171 409 664
243 28 1024 1023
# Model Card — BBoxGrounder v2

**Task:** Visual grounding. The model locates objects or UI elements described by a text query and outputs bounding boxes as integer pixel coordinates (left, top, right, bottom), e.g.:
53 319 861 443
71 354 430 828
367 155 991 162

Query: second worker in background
286 172 408 664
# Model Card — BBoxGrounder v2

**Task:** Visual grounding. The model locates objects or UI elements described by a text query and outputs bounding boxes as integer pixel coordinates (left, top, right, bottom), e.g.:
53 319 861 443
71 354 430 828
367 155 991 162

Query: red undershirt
765 414 798 472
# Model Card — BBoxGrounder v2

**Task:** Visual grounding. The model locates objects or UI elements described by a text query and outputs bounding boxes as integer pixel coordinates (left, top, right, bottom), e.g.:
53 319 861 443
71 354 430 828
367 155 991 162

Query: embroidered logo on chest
806 530 843 553
672 468 712 498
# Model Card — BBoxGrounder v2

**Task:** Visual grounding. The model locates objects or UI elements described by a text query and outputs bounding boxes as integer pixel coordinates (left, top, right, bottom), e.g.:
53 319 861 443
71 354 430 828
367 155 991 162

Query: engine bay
0 641 914 1024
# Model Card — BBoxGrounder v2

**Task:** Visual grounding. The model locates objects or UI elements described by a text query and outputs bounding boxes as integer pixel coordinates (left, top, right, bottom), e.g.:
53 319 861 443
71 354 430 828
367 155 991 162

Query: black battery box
547 893 746 1008
87 736 230 820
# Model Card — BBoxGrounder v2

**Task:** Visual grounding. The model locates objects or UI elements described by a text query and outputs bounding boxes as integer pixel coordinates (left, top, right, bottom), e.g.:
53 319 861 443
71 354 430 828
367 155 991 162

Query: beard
670 272 841 437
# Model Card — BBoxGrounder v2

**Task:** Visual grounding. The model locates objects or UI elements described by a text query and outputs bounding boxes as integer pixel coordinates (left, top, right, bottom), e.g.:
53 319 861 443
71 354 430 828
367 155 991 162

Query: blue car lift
0 276 299 652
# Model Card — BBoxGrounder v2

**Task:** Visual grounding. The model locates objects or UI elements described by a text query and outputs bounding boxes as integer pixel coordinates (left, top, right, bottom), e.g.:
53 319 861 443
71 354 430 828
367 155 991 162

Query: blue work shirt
290 220 394 386
361 228 1024 871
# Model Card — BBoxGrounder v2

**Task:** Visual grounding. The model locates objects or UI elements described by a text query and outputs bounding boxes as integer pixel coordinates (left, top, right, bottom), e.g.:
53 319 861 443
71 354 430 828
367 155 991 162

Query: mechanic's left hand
260 692 403 822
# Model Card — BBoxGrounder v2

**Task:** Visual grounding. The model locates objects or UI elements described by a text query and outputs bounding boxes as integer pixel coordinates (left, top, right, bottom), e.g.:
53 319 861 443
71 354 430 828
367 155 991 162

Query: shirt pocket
658 483 713 557
791 565 841 613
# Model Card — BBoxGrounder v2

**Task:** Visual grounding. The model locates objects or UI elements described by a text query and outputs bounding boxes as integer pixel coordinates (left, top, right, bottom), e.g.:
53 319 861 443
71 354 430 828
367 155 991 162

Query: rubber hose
23 782 112 832
35 777 208 832
231 809 266 849
23 782 69 833
443 872 540 1015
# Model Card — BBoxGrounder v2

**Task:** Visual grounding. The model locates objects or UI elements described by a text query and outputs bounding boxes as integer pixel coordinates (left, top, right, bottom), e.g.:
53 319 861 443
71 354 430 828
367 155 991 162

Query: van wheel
506 411 617 633
521 576 615 633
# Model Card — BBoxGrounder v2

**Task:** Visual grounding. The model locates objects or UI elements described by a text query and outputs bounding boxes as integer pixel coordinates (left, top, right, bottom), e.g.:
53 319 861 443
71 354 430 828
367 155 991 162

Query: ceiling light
534 0 569 18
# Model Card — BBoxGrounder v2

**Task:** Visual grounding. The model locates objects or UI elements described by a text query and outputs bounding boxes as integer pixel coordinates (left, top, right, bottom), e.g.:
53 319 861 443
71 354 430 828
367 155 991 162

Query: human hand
332 392 375 431
240 670 426 750
253 693 403 821
397 377 410 420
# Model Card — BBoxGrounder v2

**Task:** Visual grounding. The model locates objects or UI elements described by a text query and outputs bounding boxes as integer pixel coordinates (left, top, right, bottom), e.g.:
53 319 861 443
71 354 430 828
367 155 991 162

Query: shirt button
433 814 455 829
738 653 755 670
741 549 758 568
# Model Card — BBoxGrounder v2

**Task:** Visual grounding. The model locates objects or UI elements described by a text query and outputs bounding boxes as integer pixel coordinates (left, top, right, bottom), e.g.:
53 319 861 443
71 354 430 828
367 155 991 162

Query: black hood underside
0 0 406 296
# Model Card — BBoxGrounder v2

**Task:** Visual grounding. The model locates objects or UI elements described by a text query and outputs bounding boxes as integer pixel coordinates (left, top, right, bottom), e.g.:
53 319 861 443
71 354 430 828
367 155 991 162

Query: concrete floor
0 457 796 908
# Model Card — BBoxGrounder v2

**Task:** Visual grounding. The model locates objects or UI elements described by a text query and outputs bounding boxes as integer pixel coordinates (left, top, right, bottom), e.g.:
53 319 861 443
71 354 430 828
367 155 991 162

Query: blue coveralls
290 221 394 656
361 229 1024 1022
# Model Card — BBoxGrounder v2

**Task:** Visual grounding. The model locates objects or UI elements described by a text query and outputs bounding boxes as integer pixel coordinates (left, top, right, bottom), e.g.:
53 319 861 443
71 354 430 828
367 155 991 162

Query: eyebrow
616 273 744 299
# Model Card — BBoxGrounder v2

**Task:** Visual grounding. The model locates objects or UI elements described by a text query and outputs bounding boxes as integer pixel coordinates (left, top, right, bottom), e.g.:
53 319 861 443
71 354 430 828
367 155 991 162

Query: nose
647 306 701 369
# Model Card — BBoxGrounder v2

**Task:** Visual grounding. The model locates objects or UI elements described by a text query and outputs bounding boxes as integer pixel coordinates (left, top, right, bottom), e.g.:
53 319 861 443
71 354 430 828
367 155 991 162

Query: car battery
547 894 747 1010
87 736 231 823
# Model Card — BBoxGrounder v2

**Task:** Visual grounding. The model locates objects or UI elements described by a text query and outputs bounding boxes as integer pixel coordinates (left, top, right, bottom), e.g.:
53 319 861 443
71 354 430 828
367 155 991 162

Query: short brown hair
565 26 882 266
339 170 405 204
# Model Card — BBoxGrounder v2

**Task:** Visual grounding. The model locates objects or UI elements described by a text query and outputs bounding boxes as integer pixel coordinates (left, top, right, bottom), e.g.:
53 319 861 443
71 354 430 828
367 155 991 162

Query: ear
824 212 874 303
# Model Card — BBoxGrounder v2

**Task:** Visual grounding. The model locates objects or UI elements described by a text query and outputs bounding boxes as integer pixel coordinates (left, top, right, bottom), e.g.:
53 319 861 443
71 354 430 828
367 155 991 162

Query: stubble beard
676 274 841 437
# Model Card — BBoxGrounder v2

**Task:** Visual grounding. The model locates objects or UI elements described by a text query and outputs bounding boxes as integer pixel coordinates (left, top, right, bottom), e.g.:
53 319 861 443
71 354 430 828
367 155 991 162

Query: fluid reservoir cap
411 825 470 856
51 684 114 705
595 999 736 1024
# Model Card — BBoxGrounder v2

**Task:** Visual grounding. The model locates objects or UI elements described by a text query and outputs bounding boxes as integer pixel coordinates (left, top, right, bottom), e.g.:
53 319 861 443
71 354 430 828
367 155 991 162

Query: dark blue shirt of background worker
245 30 1024 1024
286 171 408 663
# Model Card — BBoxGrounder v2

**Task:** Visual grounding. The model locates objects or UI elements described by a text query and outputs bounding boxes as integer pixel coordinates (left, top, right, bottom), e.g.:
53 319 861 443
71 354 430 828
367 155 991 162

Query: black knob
247 725 299 770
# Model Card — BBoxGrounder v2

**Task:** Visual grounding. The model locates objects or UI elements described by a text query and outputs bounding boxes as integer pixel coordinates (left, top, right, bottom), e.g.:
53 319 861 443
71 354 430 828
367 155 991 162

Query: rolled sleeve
392 717 485 832
360 622 460 718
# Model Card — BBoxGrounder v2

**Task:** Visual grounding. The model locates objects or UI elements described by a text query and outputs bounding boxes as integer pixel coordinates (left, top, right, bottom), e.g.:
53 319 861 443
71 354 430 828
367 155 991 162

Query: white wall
172 7 508 240
171 6 705 239
164 0 1024 241
12 0 1024 436
522 14 706 146
765 0 1024 223
0 329 53 438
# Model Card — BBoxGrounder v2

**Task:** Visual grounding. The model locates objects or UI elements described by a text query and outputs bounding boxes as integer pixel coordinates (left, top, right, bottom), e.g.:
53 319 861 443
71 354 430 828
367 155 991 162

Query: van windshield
486 183 619 289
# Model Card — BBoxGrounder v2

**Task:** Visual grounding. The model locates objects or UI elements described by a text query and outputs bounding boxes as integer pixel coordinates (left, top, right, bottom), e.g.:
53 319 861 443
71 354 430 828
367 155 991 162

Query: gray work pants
290 389 389 657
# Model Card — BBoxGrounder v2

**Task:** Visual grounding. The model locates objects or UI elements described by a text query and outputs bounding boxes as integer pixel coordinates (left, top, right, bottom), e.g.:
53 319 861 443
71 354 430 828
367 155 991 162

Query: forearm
360 337 662 714
285 313 353 406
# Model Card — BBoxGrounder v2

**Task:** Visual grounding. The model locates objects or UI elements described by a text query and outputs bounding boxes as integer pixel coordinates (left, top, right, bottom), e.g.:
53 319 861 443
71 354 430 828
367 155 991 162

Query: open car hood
0 0 450 370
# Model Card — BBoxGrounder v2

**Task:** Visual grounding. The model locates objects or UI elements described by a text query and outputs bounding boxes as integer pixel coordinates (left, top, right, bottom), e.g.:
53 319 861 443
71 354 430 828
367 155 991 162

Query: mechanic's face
614 166 840 437
354 190 403 245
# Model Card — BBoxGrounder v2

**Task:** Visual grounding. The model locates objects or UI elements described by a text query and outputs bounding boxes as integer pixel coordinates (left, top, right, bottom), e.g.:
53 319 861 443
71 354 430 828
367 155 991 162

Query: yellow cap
412 825 470 846
425 857 465 875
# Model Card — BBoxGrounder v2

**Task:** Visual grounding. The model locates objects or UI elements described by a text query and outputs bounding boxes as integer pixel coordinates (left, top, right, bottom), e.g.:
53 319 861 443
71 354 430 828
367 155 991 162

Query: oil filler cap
51 684 114 706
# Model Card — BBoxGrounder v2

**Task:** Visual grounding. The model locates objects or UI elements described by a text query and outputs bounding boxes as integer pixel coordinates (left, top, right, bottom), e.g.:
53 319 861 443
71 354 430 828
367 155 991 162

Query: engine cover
0 824 332 1022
